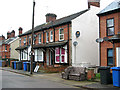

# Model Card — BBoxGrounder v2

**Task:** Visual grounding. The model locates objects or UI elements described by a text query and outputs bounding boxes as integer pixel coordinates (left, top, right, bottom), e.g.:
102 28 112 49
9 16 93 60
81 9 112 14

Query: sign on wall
75 31 80 38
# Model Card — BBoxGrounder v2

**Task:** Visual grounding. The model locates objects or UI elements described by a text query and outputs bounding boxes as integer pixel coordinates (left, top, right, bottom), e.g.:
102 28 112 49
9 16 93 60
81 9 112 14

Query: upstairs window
39 34 42 44
107 48 113 66
19 38 21 46
23 37 26 45
5 46 7 51
50 31 53 42
29 36 31 45
46 32 49 43
107 18 114 36
59 28 64 41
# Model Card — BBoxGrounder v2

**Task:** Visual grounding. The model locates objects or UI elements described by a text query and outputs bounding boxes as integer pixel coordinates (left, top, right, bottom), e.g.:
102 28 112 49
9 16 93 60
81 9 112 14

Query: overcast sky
0 0 114 38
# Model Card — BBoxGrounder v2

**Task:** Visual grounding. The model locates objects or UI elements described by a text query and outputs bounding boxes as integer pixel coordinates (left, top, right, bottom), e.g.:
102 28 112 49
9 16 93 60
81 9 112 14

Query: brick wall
100 12 120 66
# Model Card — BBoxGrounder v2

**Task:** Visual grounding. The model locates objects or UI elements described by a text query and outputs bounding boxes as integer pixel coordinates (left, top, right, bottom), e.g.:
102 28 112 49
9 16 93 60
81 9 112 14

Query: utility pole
30 0 35 75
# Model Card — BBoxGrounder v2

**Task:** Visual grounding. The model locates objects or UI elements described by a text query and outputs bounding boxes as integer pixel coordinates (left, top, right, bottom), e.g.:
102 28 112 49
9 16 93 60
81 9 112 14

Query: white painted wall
116 47 120 67
10 37 19 59
72 6 100 67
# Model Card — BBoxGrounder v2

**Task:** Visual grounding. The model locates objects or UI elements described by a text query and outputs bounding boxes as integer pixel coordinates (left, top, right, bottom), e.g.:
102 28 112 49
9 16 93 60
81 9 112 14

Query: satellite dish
96 38 103 43
73 41 78 46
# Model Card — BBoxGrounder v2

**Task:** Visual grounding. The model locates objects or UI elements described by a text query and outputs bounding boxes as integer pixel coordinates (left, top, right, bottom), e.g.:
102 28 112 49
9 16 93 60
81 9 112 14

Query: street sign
73 41 78 46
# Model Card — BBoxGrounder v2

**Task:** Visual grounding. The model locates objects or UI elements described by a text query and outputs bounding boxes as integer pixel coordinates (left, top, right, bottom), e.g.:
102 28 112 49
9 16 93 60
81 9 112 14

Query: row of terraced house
1 0 120 71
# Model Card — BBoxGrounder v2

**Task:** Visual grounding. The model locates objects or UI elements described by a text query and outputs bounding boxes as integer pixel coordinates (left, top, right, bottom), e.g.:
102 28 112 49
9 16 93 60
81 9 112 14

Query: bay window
55 47 67 63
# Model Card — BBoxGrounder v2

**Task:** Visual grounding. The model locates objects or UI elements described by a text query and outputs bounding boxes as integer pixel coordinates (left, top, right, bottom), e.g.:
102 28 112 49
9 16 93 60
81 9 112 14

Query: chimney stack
18 27 23 35
7 31 11 39
0 35 5 40
45 13 57 23
88 0 100 8
11 30 15 38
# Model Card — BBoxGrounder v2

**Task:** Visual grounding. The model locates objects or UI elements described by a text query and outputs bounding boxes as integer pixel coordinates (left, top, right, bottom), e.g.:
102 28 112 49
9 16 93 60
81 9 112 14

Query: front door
50 51 53 65
46 50 49 66
116 47 120 67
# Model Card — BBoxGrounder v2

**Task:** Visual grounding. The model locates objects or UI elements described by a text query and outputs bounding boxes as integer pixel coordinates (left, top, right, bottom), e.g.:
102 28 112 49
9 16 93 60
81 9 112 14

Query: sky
0 0 114 38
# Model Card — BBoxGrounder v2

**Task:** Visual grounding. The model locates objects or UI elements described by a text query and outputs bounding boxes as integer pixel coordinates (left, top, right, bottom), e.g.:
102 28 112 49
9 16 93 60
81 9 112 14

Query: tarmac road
2 70 80 89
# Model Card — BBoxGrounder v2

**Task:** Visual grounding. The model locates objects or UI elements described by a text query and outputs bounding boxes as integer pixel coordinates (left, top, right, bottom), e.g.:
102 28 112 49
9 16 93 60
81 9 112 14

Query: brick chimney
11 30 15 38
0 35 5 40
7 31 11 39
18 27 23 35
88 0 100 8
45 13 57 23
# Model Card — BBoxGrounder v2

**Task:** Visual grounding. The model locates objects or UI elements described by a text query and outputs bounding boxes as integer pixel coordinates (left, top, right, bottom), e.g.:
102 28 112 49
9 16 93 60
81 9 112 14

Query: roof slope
2 37 17 44
20 9 89 37
98 0 120 15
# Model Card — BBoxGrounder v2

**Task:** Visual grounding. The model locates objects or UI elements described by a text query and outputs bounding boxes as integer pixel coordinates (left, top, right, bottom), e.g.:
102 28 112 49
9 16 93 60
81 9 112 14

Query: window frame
106 18 114 36
39 34 42 44
107 48 113 66
59 28 64 41
23 37 26 45
50 31 53 42
46 32 49 43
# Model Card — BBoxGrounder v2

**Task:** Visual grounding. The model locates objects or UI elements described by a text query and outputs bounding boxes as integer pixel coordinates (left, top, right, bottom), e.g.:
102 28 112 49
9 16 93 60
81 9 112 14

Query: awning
15 45 28 50
108 34 120 43
33 41 68 49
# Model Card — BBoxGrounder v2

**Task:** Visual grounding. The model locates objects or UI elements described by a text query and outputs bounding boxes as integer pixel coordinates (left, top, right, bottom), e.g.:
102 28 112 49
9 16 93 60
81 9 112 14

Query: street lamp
30 0 36 75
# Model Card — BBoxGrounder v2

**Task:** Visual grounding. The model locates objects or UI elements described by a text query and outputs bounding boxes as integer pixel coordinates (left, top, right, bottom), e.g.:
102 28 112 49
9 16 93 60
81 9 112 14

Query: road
2 70 78 89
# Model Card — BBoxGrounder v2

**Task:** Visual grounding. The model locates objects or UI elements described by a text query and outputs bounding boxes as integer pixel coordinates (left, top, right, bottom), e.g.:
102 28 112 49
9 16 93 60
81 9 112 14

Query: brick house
16 0 101 71
97 0 120 67
0 29 21 60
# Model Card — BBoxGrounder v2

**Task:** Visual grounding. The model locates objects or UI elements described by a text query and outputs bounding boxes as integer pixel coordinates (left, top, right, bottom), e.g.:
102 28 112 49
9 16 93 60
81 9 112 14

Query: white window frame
23 37 26 45
55 47 67 63
50 31 53 42
59 28 64 41
46 32 49 43
23 50 27 60
29 36 31 45
39 34 42 44
35 49 43 62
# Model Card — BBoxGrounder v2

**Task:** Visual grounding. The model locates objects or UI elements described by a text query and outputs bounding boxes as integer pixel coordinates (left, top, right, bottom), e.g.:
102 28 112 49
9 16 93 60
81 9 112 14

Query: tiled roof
98 0 120 15
19 9 89 37
33 41 68 49
2 37 17 44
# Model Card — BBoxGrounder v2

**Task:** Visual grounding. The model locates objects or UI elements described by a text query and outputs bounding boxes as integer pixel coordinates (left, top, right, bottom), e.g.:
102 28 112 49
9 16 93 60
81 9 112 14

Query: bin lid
111 67 120 70
98 66 110 70
23 62 27 64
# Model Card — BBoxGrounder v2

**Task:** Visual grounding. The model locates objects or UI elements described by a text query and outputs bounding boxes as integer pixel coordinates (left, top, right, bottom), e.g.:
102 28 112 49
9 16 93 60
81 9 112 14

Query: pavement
1 67 120 89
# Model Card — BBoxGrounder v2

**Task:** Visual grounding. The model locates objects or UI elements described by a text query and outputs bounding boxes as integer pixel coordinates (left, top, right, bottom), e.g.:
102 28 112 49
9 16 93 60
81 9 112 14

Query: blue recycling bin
23 62 27 71
0 60 2 67
14 61 17 69
111 67 120 87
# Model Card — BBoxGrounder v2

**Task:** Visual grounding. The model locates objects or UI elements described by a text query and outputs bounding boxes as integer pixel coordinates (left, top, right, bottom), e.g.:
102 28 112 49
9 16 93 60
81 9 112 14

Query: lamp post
30 0 35 75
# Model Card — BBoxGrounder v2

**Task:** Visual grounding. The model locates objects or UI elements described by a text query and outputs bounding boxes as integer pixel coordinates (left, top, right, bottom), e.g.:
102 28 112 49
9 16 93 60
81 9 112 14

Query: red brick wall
100 12 120 66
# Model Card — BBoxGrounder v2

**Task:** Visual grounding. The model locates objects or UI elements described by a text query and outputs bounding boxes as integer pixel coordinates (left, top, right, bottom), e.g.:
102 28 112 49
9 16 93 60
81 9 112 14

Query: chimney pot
45 13 57 23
